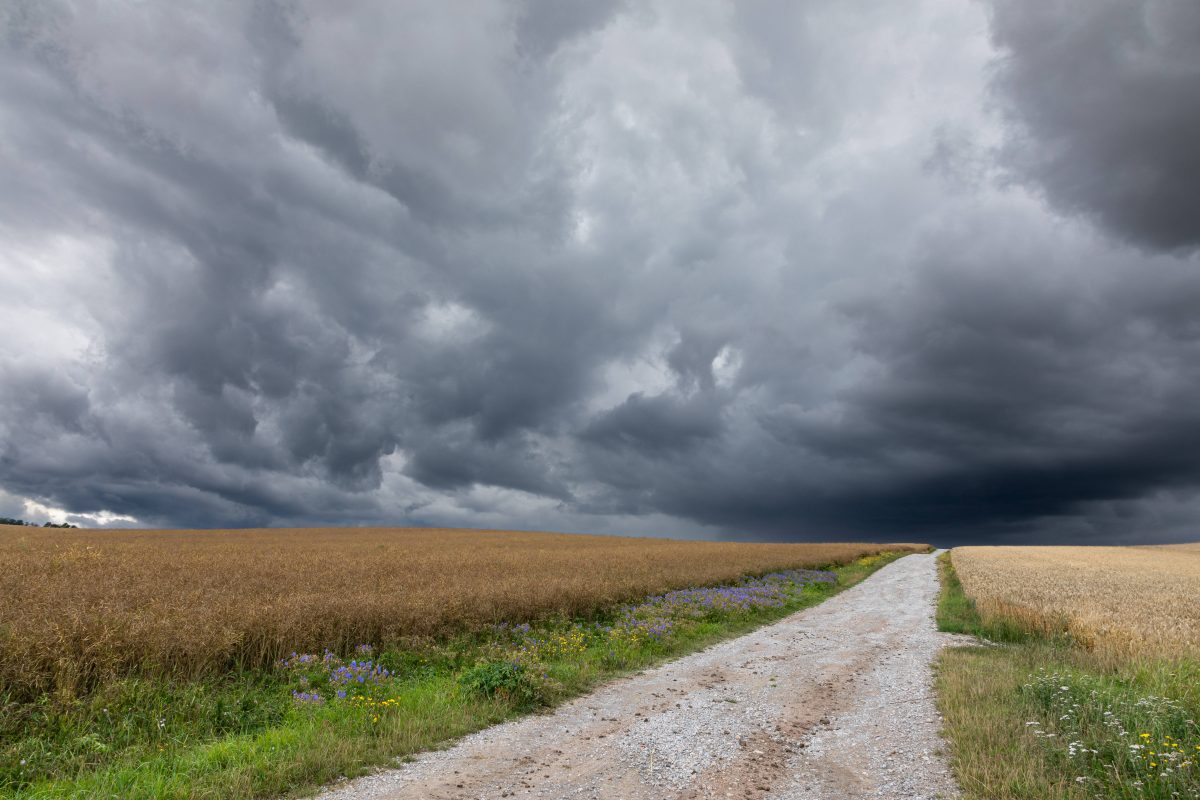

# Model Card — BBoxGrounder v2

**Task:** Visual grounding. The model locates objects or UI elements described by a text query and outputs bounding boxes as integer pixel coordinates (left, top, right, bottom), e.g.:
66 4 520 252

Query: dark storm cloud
583 393 724 454
1 0 1199 544
986 0 1200 250
748 253 1200 542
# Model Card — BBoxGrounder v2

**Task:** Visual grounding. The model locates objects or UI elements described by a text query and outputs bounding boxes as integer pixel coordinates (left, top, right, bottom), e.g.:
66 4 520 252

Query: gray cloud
1 0 1198 546
987 0 1200 251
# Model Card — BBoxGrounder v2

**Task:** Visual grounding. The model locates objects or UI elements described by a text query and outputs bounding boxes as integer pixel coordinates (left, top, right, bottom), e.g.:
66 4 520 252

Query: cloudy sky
1 1 1198 545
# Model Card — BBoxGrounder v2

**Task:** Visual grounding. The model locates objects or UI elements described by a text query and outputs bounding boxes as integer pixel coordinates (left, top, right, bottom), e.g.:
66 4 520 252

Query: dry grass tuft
951 544 1200 658
0 526 925 699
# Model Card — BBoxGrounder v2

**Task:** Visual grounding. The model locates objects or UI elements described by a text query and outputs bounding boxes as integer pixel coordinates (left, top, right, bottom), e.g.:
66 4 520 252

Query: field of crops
0 526 925 699
951 545 1200 657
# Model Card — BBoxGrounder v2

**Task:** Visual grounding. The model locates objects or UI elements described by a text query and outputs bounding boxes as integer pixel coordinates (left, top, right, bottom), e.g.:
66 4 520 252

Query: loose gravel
312 552 969 800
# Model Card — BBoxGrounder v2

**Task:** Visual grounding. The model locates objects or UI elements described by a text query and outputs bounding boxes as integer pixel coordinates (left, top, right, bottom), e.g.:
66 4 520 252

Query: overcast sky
1 1 1198 545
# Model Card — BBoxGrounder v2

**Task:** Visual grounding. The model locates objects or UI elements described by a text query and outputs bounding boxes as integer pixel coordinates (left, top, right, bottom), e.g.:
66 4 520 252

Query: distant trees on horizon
0 517 78 528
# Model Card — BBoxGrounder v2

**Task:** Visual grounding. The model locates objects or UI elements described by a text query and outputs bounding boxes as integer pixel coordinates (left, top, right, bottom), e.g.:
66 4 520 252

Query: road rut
314 552 965 800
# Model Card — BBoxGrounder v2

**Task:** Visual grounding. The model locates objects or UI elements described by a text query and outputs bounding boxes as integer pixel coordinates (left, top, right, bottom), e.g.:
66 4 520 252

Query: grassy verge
2 551 912 799
935 552 1200 799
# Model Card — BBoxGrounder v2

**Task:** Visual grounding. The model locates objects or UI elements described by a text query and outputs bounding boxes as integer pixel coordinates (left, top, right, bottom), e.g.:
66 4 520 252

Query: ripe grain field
0 526 922 700
951 544 1200 657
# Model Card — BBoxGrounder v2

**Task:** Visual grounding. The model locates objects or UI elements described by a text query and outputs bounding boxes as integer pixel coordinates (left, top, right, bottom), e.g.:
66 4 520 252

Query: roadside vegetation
0 527 924 799
936 548 1200 799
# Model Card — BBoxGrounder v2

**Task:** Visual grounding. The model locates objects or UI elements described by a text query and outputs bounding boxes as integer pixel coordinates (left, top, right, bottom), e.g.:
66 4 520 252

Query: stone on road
313 552 965 800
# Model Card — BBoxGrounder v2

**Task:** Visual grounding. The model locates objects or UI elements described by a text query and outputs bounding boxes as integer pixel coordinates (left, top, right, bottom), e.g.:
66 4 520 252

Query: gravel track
313 552 967 800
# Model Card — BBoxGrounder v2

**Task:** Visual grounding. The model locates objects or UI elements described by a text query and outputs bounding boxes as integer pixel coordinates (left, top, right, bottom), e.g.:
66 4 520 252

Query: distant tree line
0 517 78 528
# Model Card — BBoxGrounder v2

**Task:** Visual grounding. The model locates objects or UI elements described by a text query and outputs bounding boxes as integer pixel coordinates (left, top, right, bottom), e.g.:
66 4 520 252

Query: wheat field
951 544 1200 657
0 526 925 699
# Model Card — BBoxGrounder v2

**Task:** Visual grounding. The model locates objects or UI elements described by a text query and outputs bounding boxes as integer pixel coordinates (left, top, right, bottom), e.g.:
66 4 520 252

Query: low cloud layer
1 0 1198 545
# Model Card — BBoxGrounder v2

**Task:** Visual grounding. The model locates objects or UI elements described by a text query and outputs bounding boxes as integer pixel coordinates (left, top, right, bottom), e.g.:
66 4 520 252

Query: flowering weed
1021 668 1199 798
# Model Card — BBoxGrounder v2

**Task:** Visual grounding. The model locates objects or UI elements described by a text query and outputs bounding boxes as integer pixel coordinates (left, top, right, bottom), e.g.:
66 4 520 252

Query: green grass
1 551 913 799
935 552 1200 800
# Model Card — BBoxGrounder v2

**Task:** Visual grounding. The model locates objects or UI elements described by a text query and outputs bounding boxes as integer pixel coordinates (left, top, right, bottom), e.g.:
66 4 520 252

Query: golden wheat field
0 526 925 698
951 544 1200 657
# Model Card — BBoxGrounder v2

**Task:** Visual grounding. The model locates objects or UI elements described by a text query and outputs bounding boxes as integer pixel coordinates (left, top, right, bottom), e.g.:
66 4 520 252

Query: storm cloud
1 0 1198 545
987 0 1200 251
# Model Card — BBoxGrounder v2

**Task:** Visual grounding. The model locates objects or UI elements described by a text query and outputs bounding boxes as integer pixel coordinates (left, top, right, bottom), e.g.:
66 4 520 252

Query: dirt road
314 552 965 800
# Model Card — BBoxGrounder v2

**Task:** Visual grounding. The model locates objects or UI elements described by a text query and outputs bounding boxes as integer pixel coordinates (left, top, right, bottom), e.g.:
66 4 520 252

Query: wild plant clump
276 645 395 704
271 644 414 727
458 659 551 708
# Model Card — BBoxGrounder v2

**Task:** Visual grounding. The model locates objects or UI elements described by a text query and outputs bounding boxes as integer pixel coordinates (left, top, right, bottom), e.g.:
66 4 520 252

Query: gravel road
313 552 967 800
